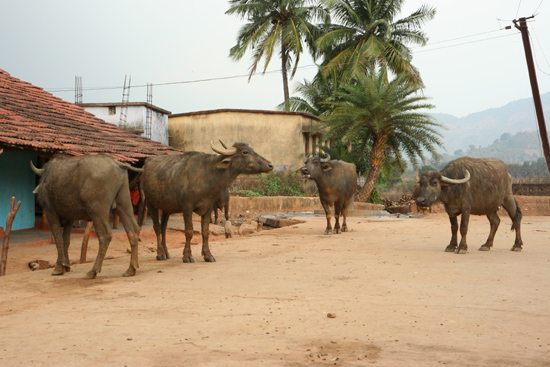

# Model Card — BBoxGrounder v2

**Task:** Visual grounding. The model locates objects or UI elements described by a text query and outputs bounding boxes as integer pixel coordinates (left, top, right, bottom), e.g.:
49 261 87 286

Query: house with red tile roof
0 69 182 232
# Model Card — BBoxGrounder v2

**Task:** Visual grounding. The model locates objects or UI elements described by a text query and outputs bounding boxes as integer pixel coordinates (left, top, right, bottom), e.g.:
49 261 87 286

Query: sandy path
1 213 549 366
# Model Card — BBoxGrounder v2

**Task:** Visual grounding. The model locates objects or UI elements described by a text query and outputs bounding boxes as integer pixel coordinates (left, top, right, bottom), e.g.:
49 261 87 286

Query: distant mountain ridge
431 92 550 156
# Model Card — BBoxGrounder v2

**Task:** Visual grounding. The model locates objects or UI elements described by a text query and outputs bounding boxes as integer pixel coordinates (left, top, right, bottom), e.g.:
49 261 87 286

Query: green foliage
235 190 264 198
316 0 436 86
233 170 306 197
507 158 550 177
319 138 369 175
321 68 444 173
366 188 381 204
226 0 330 104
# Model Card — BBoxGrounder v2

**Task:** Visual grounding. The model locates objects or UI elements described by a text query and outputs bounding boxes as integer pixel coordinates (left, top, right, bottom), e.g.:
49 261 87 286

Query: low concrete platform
313 209 389 217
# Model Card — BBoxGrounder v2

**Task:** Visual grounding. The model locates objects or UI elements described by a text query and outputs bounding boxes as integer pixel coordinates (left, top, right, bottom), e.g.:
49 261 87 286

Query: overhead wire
533 0 544 14
44 24 524 94
529 26 550 76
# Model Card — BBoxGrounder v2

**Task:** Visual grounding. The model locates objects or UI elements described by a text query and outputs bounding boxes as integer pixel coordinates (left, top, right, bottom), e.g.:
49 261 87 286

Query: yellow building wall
169 110 321 171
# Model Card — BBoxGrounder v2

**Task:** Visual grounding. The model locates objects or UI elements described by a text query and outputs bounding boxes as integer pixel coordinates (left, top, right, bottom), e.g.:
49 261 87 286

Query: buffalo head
211 140 273 174
300 153 332 180
414 168 471 207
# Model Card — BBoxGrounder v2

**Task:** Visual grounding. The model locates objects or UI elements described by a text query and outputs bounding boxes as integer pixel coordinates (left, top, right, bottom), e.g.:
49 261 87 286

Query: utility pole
512 16 550 172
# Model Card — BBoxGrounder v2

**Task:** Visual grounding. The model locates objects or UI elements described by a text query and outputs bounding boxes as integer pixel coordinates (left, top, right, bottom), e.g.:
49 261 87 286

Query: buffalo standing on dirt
141 141 273 263
414 157 523 254
300 154 357 235
31 154 142 278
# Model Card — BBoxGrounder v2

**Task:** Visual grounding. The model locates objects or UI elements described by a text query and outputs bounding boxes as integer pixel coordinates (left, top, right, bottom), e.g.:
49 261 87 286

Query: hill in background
432 92 550 163
439 131 543 164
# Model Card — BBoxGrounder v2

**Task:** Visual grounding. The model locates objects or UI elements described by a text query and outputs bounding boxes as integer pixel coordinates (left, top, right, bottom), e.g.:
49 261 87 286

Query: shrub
232 170 306 197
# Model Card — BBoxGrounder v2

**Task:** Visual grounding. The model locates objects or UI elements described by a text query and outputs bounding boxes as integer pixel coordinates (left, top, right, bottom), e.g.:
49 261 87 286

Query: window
108 106 116 115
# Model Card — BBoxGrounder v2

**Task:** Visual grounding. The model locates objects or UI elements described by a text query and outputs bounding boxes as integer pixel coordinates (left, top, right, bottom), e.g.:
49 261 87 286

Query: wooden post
113 214 119 229
1 197 22 276
80 221 94 263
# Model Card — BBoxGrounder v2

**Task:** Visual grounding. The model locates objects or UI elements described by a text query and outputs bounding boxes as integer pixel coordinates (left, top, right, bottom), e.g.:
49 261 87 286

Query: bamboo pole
1 197 22 276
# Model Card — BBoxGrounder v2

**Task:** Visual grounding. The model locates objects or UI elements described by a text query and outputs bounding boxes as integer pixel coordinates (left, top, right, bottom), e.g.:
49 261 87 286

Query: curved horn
320 153 331 163
441 170 471 184
219 140 228 149
414 167 421 182
303 154 313 164
30 161 44 176
211 140 237 156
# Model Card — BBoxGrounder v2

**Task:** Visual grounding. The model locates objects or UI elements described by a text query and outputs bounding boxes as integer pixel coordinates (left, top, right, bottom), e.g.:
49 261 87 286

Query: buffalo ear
215 157 232 169
321 163 333 172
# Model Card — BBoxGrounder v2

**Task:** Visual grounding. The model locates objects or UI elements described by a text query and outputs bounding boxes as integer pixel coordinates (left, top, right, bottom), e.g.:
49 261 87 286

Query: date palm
317 0 435 86
322 67 443 201
226 0 330 105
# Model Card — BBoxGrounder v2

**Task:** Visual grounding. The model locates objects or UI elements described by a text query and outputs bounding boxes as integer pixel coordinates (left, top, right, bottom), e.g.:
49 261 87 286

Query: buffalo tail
511 200 522 231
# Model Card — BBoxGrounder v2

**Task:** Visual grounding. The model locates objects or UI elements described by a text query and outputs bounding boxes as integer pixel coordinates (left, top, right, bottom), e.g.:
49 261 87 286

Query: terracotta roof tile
0 69 182 162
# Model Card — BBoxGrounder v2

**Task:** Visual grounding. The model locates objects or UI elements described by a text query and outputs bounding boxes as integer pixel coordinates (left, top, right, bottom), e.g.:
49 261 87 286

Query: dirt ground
1 212 549 367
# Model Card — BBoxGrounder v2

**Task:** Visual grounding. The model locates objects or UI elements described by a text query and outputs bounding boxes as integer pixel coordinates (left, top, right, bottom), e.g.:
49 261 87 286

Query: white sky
1 0 549 118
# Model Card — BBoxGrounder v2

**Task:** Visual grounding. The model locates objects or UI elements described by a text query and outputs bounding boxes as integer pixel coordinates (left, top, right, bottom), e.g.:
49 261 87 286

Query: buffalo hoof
183 257 195 263
156 255 167 261
455 248 468 254
324 231 332 235
335 229 341 234
204 256 216 262
511 246 523 252
52 265 69 276
444 245 456 252
123 268 137 277
84 270 98 279
478 245 491 251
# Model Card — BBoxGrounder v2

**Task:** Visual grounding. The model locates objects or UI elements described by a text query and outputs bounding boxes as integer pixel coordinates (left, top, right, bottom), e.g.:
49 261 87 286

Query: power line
413 33 516 54
516 0 523 19
529 27 550 76
44 28 520 94
533 0 544 14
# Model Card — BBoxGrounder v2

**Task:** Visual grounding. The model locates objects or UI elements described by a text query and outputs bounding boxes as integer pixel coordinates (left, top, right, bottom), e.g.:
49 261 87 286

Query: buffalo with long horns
300 154 357 235
141 141 273 263
414 157 523 254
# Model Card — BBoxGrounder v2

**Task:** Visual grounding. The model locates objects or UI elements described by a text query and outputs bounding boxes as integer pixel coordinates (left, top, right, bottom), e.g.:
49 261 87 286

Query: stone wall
229 196 384 215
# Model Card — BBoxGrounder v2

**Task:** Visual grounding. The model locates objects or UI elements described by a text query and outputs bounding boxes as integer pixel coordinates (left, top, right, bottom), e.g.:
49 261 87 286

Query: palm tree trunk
355 137 386 202
281 37 290 108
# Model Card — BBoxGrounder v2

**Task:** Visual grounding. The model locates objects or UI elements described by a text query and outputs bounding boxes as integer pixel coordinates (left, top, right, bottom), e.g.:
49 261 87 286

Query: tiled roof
0 69 182 162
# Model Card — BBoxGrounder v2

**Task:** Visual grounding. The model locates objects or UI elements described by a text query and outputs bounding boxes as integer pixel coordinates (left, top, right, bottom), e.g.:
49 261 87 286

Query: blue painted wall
0 152 37 231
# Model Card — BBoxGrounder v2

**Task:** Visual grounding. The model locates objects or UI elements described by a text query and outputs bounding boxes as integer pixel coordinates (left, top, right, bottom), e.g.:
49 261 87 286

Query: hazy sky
1 0 549 120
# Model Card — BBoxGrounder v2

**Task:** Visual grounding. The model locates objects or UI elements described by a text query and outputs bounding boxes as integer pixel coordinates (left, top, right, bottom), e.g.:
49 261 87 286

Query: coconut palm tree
321 67 443 201
226 0 330 105
277 65 337 115
317 0 435 86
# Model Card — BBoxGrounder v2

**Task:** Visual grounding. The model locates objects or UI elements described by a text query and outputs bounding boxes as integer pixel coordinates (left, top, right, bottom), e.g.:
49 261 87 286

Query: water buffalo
30 154 142 278
414 157 523 254
141 141 273 263
212 187 230 225
300 154 357 234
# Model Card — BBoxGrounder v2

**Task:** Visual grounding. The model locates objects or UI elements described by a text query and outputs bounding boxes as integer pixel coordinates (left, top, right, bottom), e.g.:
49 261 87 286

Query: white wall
84 105 169 145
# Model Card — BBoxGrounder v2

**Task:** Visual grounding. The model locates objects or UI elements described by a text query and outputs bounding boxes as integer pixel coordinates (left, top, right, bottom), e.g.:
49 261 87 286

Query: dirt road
1 213 549 366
